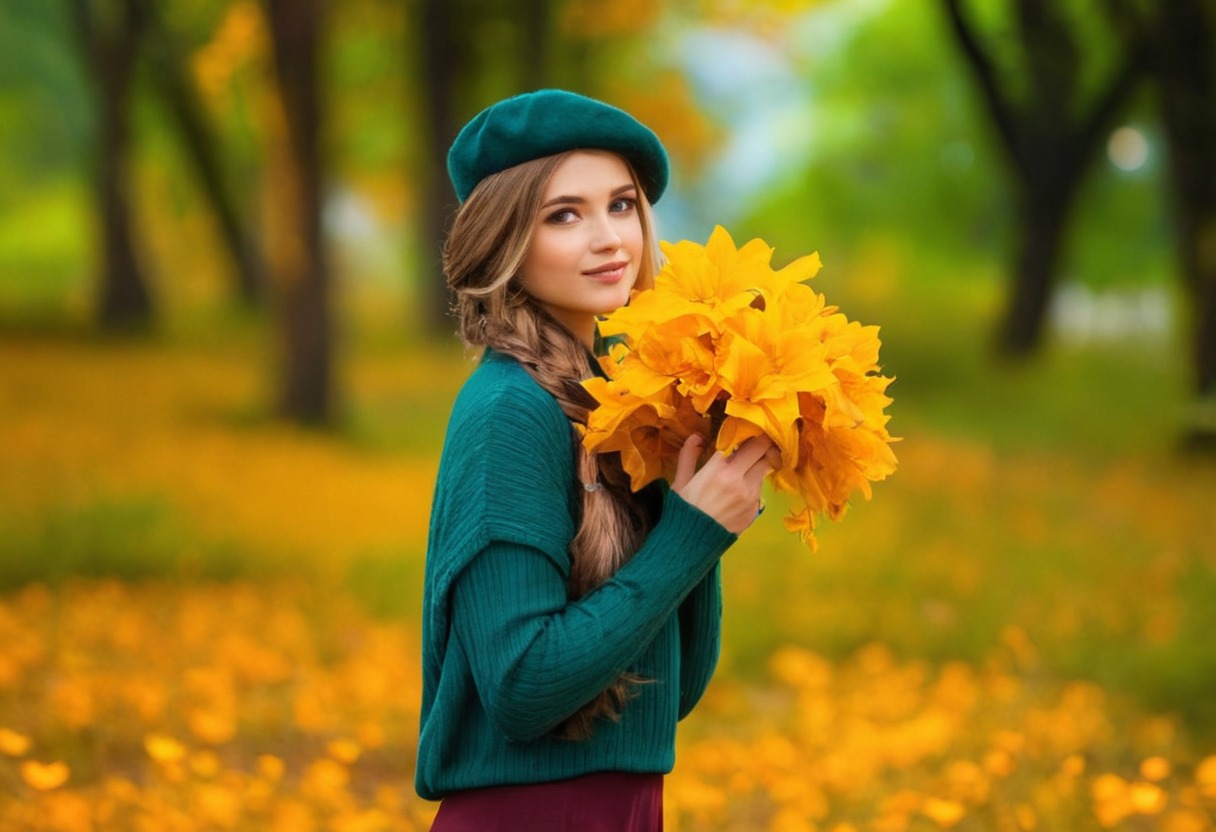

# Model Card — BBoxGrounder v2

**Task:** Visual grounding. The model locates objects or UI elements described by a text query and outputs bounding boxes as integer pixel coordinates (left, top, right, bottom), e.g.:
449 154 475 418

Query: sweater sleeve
422 360 580 680
450 490 735 742
676 561 723 719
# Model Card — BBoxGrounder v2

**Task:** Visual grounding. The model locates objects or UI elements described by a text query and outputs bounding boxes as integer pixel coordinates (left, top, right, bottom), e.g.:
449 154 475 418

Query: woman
418 89 774 830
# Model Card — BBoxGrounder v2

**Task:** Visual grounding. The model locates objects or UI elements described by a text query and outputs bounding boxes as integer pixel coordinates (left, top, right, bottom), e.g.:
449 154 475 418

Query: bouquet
581 226 898 550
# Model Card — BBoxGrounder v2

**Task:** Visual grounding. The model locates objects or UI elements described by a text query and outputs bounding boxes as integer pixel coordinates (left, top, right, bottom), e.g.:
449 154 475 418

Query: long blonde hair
444 152 660 739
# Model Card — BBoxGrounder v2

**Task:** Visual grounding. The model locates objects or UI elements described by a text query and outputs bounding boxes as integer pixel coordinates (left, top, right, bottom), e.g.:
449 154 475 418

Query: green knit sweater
416 350 737 801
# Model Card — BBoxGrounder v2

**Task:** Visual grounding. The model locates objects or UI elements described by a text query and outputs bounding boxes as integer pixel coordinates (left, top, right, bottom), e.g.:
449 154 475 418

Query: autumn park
2 0 1216 829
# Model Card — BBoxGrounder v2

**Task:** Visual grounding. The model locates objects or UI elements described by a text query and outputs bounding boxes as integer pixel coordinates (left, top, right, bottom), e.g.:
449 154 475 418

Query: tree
66 0 270 325
941 0 1148 356
68 0 155 329
143 3 268 306
414 0 558 338
1146 4 1216 446
416 0 464 339
264 0 332 423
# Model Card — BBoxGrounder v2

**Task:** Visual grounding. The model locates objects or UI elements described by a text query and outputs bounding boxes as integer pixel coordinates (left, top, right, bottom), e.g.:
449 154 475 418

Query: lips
583 261 630 282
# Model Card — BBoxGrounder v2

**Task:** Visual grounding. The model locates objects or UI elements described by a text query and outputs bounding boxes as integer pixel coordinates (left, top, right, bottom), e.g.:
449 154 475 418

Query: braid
487 301 651 740
443 153 661 740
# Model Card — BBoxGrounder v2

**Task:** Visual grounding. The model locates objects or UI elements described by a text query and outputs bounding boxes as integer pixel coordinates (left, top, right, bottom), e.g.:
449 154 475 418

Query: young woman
418 89 775 831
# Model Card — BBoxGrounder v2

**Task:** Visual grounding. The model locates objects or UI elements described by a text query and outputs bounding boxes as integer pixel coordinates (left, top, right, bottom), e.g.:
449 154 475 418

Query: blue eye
546 208 578 224
611 198 636 214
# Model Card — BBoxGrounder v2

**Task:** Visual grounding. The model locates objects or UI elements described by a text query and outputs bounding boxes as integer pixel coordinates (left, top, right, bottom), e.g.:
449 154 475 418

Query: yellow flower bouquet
581 226 898 550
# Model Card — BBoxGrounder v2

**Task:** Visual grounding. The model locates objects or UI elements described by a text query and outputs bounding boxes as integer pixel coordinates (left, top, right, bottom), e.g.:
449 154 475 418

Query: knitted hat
447 89 669 204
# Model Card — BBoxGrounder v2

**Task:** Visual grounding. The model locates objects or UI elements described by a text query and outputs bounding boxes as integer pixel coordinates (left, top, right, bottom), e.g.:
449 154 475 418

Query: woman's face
519 150 644 345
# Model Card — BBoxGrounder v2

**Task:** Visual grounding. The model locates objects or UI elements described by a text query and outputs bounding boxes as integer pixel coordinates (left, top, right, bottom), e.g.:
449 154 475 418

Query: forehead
542 150 635 197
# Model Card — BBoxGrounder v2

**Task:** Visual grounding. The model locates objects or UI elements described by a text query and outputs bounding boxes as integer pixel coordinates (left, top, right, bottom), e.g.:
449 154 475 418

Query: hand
672 434 778 534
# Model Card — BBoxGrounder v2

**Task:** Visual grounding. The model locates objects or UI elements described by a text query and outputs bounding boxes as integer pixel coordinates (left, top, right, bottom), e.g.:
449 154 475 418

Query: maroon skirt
430 771 664 832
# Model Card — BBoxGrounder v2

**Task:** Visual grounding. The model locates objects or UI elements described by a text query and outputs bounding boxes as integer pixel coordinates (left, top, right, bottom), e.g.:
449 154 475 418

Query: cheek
624 218 644 250
624 223 646 278
527 231 579 275
520 232 561 288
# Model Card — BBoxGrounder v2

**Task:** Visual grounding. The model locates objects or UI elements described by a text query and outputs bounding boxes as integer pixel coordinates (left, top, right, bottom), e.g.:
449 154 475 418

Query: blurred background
1 0 1215 829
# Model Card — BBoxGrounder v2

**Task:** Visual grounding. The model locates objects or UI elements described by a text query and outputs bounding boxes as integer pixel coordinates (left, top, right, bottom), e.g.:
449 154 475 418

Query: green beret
447 89 669 204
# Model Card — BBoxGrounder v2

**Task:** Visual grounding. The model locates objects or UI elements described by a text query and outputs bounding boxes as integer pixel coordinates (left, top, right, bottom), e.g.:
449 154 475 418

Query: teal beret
447 89 669 204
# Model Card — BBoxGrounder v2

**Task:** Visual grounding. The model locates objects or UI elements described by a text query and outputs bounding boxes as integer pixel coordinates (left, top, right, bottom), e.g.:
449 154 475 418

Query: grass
0 495 253 590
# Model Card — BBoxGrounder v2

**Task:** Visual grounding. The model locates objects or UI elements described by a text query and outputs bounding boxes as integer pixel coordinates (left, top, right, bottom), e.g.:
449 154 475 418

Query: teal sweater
416 350 737 801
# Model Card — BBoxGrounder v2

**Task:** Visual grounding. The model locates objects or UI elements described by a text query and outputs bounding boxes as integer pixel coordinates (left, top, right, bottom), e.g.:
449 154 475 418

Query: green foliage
743 2 1012 271
0 496 252 590
1066 96 1173 288
742 1 1171 293
0 0 92 196
344 553 425 622
0 179 92 318
952 0 1131 113
329 1 412 176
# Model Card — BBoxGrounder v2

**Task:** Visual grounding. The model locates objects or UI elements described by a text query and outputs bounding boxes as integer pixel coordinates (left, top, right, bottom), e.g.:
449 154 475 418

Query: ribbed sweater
416 349 737 801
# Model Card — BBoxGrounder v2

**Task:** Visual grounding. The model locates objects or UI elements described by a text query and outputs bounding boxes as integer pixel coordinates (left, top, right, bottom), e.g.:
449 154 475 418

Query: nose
591 213 623 252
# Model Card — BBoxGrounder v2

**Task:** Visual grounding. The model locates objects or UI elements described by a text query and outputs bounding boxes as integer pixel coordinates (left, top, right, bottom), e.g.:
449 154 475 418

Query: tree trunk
1000 184 1071 355
942 0 1148 358
143 2 267 307
417 0 462 339
70 0 155 329
1151 3 1216 446
1197 266 1216 444
265 0 332 423
519 0 550 91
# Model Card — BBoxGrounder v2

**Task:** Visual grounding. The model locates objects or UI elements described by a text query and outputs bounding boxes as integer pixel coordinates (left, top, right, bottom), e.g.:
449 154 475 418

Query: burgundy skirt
430 771 664 832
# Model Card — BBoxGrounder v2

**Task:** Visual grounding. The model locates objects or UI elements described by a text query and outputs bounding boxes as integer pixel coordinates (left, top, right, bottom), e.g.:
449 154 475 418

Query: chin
596 299 630 316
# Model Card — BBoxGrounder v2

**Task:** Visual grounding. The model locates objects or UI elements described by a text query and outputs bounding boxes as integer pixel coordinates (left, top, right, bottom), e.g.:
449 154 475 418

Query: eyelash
545 198 637 225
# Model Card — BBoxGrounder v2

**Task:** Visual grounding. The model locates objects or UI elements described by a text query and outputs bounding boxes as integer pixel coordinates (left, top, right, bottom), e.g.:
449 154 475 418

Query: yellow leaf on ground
21 760 70 790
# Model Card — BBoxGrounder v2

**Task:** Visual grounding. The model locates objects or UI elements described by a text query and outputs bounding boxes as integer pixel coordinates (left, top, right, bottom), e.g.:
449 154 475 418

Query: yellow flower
257 753 286 782
195 782 243 828
302 758 350 804
1140 756 1171 782
583 376 708 490
327 738 363 765
921 796 966 827
1092 773 1134 827
21 759 70 791
188 706 236 745
1128 780 1167 815
1196 754 1216 798
144 732 188 764
0 727 31 757
715 304 835 461
189 750 222 779
584 225 897 549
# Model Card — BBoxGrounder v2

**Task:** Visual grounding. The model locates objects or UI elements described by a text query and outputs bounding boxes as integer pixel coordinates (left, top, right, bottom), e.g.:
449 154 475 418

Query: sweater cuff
640 489 738 576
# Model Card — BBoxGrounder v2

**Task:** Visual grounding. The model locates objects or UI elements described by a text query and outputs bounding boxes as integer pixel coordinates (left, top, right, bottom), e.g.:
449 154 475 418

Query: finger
743 456 774 488
728 435 776 468
672 434 704 491
742 445 780 489
764 446 783 471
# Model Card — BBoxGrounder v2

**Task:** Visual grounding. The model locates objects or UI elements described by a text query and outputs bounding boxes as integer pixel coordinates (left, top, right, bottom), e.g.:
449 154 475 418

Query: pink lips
583 261 630 282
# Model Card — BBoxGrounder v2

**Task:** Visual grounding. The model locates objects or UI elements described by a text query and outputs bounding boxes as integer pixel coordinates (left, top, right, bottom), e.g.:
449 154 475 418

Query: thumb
672 434 704 492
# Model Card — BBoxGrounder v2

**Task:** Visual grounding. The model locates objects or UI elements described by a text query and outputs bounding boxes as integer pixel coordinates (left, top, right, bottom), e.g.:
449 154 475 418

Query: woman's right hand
672 434 778 534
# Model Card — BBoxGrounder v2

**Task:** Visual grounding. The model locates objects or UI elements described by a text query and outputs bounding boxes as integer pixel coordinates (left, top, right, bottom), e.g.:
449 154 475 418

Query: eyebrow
539 183 637 210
